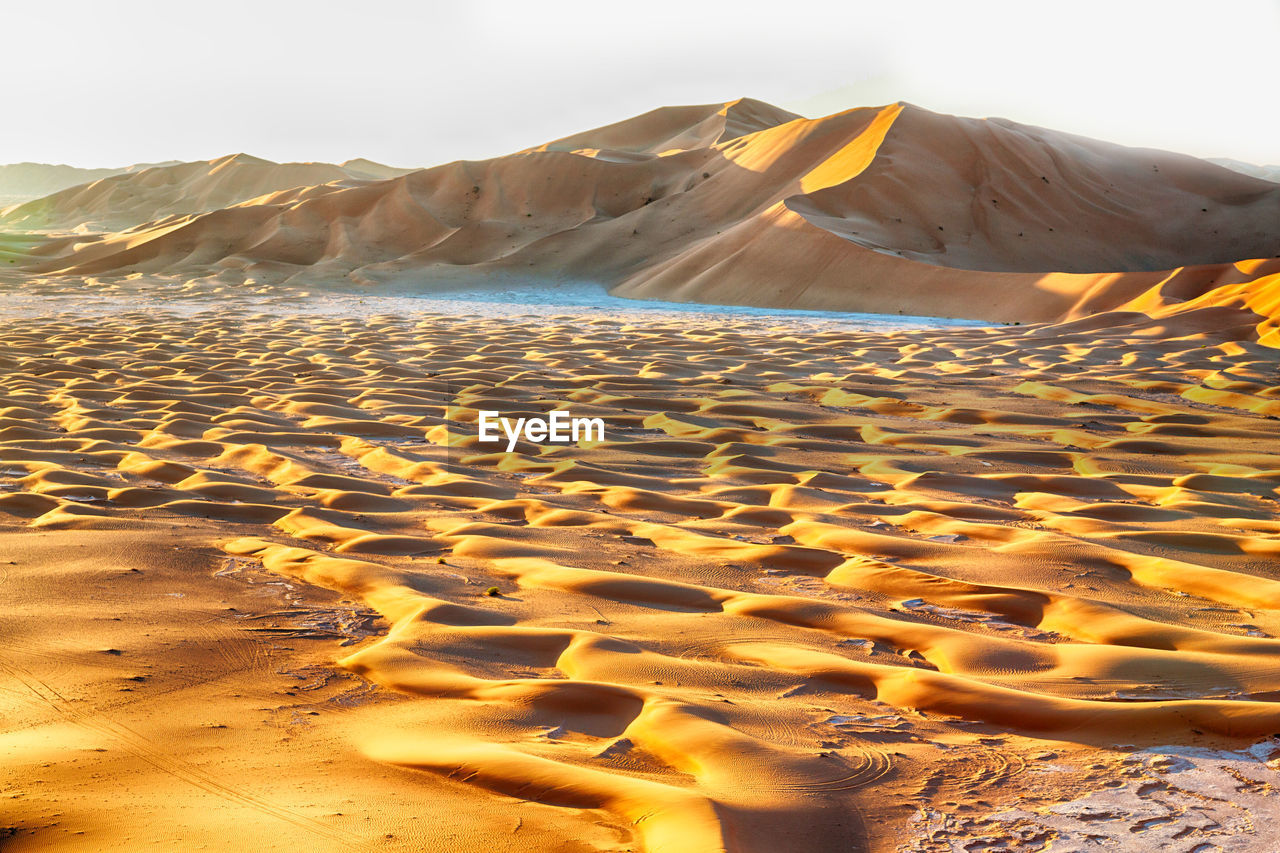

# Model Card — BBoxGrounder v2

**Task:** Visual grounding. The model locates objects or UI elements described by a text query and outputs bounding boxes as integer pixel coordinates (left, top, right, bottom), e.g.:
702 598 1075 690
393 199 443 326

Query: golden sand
4 94 1280 851
7 100 1279 326
3 299 1280 851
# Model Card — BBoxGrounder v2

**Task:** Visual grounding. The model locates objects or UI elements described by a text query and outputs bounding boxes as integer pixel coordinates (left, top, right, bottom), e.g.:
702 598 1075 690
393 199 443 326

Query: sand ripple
3 308 1280 850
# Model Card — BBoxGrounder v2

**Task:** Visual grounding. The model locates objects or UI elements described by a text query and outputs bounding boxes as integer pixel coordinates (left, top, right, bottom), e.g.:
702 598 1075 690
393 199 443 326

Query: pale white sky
5 0 1278 168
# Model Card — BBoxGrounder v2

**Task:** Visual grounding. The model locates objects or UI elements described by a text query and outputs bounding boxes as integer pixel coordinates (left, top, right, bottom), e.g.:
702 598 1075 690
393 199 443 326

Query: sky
5 0 1278 168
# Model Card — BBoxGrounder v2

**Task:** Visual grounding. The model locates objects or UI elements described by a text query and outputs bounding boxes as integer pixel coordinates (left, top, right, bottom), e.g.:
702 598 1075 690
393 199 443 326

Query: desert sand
5 99 1278 325
3 99 1280 852
0 156 412 234
0 164 127 208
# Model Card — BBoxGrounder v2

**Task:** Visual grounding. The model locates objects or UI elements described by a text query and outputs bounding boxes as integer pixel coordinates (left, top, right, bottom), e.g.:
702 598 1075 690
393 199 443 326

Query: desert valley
2 95 1280 852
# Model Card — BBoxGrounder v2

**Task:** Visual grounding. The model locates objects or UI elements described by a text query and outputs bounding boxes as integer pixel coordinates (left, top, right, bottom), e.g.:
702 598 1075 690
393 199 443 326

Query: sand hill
0 163 122 206
0 160 183 206
0 155 413 232
1210 157 1280 184
527 96 803 156
5 100 1280 329
6 99 1280 853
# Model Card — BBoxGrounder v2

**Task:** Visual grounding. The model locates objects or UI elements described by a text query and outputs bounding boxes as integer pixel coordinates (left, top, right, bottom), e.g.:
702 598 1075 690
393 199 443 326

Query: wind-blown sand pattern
3 285 1280 850
4 95 1280 851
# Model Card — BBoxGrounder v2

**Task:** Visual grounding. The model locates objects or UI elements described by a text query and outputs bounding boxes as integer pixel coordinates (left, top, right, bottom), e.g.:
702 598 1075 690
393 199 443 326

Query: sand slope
0 162 172 207
6 101 1279 324
0 155 412 233
1211 157 1280 184
786 107 1280 273
527 96 803 156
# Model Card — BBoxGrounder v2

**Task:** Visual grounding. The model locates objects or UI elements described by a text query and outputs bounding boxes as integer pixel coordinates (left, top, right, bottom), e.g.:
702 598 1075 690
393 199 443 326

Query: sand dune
5 100 1278 324
0 155 412 233
4 96 1280 851
527 96 803 157
0 161 179 207
3 300 1280 850
784 107 1280 273
1211 157 1280 184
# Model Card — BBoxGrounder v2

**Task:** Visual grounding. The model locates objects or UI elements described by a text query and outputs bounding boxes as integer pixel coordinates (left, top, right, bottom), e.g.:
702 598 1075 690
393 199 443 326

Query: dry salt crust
0 276 991 329
907 742 1280 852
2 283 1279 852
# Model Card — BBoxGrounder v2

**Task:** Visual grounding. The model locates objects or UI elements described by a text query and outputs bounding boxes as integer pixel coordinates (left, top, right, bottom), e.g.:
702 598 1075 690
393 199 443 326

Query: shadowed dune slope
787 107 1280 274
6 101 1280 325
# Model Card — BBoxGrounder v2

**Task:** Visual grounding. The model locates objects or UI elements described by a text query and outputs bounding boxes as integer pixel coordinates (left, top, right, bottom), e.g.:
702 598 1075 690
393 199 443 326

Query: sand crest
5 100 1278 324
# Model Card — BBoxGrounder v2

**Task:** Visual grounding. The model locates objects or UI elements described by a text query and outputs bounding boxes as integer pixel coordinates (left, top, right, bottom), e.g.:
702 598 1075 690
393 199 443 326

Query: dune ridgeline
2 98 1278 333
5 100 1280 853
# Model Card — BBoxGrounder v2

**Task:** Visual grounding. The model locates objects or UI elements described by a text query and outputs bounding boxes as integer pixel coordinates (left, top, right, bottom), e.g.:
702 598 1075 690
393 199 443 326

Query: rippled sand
3 299 1280 851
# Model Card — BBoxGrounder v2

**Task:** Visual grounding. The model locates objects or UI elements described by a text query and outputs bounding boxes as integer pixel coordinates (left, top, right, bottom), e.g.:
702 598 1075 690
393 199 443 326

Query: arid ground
1 283 1279 851
4 98 1280 851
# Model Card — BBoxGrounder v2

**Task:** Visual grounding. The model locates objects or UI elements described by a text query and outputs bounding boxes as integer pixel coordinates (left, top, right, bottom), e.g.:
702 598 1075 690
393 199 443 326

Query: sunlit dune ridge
3 98 1278 323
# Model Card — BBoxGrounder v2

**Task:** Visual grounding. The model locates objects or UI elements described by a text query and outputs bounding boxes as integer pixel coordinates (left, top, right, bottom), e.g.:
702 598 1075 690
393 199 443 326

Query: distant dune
0 154 413 232
4 99 1279 327
1210 157 1280 184
0 160 180 206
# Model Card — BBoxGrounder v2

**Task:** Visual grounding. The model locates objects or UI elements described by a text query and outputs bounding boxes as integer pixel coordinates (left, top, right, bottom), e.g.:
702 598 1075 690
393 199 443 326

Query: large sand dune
5 100 1278 324
4 97 1280 852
